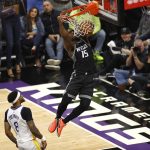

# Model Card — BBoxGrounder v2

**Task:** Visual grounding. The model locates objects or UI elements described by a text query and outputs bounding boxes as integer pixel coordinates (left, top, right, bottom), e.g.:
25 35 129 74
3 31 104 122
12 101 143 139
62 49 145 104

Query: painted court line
24 97 124 150
100 78 150 101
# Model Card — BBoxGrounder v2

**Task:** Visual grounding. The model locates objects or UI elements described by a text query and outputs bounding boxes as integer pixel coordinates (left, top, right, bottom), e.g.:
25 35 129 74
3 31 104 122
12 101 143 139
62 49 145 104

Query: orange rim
60 1 99 19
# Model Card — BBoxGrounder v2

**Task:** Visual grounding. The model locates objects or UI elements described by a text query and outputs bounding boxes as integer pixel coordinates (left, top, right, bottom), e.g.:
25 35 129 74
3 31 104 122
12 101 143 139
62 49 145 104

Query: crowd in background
100 5 150 97
0 1 150 97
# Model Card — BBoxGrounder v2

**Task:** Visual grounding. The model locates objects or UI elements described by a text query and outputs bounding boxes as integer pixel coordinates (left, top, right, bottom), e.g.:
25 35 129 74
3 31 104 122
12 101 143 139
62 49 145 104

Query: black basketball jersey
73 38 96 73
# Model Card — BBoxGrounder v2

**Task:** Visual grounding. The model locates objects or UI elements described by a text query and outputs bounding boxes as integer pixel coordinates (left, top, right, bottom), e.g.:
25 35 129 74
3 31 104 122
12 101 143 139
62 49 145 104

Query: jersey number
81 50 89 58
14 122 19 132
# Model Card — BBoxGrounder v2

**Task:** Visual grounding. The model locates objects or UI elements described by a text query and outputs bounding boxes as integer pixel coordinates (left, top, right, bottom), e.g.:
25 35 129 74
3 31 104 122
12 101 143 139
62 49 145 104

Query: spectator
89 22 106 62
143 38 150 48
0 42 1 77
0 40 1 65
0 40 1 77
41 0 64 70
113 39 148 90
135 6 150 40
99 27 134 76
20 7 45 67
0 18 2 72
49 0 72 11
0 0 22 78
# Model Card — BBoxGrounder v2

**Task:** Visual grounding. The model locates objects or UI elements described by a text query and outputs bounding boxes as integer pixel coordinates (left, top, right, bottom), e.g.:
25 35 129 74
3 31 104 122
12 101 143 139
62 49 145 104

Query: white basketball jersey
7 106 34 143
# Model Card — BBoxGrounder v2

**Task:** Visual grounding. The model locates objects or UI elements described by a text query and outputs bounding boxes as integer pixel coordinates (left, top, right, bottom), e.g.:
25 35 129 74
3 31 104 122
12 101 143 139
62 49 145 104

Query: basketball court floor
1 61 150 150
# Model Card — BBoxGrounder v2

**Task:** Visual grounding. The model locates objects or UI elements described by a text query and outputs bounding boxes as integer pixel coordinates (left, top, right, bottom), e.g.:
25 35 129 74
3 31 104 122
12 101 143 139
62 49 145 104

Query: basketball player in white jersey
4 91 47 150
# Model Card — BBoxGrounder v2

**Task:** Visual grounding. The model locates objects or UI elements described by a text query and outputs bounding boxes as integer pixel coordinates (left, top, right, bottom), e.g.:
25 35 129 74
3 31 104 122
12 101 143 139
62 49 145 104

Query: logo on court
1 81 150 150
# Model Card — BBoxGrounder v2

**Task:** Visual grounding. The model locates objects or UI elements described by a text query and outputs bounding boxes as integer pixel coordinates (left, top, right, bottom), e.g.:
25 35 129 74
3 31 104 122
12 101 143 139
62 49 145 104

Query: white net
60 1 100 37
66 12 95 37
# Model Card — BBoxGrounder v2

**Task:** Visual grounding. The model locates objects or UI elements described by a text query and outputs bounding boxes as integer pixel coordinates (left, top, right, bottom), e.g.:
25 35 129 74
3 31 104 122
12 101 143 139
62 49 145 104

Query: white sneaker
45 65 60 71
47 59 61 66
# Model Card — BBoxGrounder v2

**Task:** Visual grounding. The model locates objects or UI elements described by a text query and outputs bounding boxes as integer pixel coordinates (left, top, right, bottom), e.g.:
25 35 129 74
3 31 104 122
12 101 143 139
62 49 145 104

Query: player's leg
57 74 94 137
48 92 73 133
64 97 91 123
63 73 95 123
57 97 91 137
63 74 94 123
48 72 81 133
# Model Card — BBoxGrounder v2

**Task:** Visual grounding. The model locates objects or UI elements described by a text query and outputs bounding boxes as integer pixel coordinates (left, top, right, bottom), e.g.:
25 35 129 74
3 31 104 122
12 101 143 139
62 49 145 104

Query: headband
12 91 21 104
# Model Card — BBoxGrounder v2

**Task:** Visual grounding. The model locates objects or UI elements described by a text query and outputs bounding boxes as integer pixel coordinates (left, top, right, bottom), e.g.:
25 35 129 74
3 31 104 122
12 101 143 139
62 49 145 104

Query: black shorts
65 71 95 100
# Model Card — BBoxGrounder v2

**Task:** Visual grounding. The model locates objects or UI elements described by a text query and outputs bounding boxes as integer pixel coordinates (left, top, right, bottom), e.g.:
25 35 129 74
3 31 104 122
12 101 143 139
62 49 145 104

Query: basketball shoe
93 50 104 62
47 59 61 66
48 118 59 133
57 118 66 137
45 65 60 71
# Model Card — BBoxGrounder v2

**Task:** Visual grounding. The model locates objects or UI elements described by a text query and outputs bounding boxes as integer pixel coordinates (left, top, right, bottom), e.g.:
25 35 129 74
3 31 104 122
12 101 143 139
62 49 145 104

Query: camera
133 47 141 55
112 47 122 51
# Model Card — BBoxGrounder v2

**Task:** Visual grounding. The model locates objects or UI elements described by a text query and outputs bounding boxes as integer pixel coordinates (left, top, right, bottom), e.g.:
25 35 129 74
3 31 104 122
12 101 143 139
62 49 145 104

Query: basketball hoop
60 1 99 37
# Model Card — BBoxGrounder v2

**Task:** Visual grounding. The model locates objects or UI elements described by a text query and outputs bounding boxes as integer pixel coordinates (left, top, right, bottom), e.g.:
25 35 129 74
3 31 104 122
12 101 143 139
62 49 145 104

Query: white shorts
18 139 41 150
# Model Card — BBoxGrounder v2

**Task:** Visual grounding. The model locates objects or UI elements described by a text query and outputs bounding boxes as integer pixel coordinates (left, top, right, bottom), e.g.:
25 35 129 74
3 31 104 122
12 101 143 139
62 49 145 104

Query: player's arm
4 110 17 147
4 122 17 145
22 107 47 149
57 16 74 57
27 120 43 139
27 120 47 149
57 16 69 38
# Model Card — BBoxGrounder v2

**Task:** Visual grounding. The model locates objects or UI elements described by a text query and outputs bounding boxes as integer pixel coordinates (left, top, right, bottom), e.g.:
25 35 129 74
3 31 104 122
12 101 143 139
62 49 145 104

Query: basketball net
69 12 94 37
60 1 99 37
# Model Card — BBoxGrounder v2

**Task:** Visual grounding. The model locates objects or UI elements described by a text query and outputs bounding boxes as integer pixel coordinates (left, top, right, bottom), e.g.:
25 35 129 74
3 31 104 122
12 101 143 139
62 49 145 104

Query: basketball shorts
18 139 41 150
65 71 95 100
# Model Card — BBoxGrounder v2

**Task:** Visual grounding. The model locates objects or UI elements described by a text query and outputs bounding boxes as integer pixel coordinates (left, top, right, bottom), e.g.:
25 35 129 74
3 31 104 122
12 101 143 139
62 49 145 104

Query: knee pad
61 92 72 105
80 98 91 111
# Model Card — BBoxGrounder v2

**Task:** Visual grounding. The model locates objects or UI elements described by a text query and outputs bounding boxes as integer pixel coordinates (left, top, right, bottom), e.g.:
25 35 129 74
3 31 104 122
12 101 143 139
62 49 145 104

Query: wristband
41 136 46 141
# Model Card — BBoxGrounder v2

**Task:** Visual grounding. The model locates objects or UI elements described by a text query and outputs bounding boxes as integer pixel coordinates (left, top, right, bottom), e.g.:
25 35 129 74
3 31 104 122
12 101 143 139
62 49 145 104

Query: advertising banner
124 0 150 10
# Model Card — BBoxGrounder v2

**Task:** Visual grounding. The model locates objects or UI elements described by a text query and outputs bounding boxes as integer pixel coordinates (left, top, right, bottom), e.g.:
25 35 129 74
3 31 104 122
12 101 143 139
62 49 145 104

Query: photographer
126 39 147 72
114 39 148 90
128 45 150 95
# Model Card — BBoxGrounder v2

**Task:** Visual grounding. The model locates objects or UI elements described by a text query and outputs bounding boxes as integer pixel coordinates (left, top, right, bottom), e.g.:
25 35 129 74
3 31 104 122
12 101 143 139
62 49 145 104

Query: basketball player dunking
4 91 47 150
48 15 97 137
